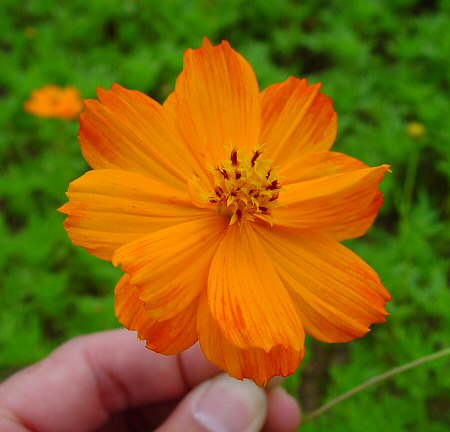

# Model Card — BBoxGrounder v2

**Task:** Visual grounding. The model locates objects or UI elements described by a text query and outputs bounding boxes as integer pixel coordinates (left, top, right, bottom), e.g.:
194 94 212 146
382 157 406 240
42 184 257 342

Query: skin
0 329 301 432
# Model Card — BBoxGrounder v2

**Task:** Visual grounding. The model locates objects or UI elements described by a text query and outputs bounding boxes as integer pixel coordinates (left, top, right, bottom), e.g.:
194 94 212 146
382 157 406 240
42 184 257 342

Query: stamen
267 180 280 190
217 166 229 179
251 150 261 167
208 148 282 225
269 192 279 202
231 148 238 167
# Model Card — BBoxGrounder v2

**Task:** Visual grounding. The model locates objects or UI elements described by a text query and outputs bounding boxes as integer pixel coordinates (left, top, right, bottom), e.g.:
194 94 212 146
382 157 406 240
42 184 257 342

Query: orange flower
25 85 84 120
59 39 391 386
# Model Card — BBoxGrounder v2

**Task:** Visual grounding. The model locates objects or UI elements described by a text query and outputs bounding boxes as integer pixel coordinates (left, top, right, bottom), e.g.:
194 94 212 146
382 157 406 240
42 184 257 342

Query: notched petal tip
199 37 233 52
111 253 120 268
95 85 109 96
201 36 214 48
382 164 392 173
111 82 125 91
57 202 68 214
260 77 337 163
115 274 198 355
197 292 305 386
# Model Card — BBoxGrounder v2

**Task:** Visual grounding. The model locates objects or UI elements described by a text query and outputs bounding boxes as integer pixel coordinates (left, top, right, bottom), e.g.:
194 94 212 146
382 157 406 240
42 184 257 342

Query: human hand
0 329 300 431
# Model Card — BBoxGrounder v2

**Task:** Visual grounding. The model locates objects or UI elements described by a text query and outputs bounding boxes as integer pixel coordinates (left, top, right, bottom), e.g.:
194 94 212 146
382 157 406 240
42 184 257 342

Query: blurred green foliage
0 0 449 430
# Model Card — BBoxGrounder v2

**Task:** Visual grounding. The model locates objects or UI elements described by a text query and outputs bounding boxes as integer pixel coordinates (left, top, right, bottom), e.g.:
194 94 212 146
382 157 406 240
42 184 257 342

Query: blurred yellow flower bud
407 122 426 139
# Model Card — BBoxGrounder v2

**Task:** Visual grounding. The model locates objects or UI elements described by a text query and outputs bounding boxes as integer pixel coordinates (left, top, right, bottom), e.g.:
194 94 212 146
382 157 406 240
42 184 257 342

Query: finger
99 376 301 432
96 400 180 432
264 387 301 432
158 374 268 432
0 329 219 432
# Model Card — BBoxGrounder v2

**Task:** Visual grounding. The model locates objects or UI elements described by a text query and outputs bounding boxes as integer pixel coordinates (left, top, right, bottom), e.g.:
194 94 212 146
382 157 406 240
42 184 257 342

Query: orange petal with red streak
274 165 389 240
279 152 385 240
260 77 337 165
280 151 368 183
254 226 391 343
165 38 261 165
207 224 304 351
115 274 198 355
197 292 304 387
59 169 209 261
113 216 228 320
80 84 204 190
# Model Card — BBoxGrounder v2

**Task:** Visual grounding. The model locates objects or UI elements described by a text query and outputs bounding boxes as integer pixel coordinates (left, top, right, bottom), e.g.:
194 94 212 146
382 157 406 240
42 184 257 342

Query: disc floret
209 147 283 225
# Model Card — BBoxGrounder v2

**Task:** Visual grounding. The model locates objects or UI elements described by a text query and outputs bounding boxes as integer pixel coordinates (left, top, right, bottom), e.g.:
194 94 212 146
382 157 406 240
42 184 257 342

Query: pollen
209 147 283 225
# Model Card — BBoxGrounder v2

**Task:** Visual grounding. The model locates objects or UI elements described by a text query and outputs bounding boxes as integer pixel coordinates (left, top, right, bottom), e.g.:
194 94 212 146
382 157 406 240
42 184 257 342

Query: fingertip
179 343 221 388
193 375 267 432
159 374 268 432
265 386 301 432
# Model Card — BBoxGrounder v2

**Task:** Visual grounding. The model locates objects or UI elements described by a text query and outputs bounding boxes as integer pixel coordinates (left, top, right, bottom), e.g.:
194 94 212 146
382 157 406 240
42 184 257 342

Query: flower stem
303 346 450 423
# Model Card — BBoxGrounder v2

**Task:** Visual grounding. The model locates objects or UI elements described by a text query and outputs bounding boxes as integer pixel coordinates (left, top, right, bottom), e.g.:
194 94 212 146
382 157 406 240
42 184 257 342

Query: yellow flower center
208 147 282 225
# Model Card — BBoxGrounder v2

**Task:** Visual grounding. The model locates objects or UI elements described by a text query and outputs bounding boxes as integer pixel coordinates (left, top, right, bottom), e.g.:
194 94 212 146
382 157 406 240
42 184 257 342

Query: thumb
157 373 268 432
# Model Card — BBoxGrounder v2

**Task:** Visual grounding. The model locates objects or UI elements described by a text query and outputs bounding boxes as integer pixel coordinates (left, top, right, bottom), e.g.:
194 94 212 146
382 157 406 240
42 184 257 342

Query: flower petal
166 38 261 165
254 226 391 343
197 292 304 386
79 84 204 190
115 274 198 355
208 224 304 352
113 216 228 320
260 77 337 165
280 151 368 184
320 191 384 241
278 152 384 240
274 165 389 240
59 169 208 261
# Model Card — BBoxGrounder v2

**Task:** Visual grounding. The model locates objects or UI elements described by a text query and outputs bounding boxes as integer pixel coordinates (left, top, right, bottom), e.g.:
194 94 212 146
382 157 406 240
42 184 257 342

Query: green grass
1 1 449 430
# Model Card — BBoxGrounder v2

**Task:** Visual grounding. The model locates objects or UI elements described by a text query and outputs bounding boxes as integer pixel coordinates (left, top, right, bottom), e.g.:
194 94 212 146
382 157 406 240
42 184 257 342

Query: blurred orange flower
25 85 84 120
60 39 391 385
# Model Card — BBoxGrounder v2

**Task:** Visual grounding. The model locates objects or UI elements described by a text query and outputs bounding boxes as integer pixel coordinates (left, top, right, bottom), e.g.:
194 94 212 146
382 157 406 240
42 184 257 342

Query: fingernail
193 374 267 432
